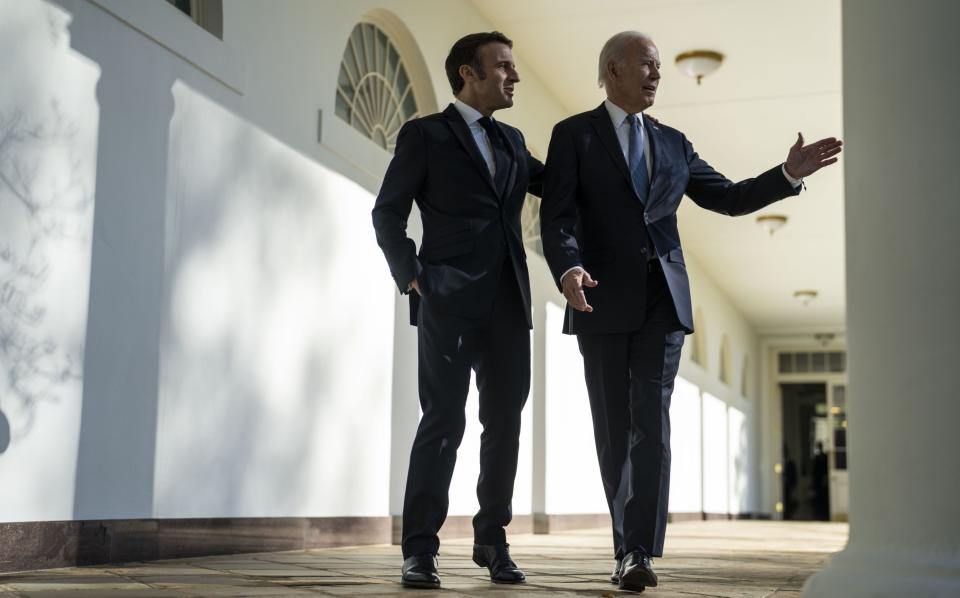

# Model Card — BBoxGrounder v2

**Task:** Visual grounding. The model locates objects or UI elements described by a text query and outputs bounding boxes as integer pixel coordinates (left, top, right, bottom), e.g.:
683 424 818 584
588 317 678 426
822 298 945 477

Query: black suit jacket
372 104 544 328
540 103 800 335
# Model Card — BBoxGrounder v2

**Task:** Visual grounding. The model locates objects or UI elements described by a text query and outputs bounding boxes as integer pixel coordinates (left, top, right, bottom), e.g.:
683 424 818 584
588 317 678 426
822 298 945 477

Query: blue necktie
626 114 649 203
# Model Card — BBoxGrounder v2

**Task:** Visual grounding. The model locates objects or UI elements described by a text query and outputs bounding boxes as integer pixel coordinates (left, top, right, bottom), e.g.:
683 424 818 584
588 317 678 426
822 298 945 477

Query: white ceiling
471 0 845 333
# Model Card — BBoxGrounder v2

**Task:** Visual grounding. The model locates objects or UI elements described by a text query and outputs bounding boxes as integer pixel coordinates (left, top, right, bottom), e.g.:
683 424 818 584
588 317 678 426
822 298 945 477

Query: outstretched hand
784 132 843 179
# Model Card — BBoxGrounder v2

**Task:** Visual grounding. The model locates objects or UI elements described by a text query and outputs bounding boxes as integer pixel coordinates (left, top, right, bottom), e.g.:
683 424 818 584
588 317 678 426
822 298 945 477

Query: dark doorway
781 383 831 521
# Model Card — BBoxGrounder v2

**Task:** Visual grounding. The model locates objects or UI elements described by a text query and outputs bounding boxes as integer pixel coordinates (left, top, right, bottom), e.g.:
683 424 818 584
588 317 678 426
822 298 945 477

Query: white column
803 1 960 596
531 295 548 532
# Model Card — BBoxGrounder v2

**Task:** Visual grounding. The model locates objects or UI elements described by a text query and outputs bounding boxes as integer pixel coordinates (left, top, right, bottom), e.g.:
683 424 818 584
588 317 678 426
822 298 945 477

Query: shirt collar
453 98 487 127
604 98 644 130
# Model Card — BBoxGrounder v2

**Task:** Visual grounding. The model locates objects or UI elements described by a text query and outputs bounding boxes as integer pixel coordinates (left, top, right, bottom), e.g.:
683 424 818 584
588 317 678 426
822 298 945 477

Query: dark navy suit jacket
372 104 544 327
540 103 800 335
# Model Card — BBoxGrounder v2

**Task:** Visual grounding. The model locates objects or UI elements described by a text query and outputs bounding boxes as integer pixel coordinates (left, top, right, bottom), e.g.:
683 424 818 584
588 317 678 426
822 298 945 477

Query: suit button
640 247 648 254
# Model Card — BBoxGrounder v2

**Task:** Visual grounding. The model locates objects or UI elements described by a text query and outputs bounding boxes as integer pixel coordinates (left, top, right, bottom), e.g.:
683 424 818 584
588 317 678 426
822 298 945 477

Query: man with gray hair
540 31 841 592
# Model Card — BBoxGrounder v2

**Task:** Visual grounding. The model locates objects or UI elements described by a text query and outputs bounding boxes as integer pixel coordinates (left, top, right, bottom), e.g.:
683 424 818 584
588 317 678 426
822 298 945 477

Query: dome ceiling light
793 290 818 307
756 214 788 236
675 50 724 85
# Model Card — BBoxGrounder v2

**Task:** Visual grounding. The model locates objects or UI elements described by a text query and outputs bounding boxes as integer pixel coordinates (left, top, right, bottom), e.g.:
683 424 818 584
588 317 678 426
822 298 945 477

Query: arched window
335 22 421 152
691 308 707 368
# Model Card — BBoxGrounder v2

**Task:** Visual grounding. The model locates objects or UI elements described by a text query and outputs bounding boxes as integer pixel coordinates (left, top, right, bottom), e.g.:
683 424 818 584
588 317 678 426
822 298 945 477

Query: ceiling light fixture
675 50 724 85
793 290 818 307
756 214 788 236
814 332 835 346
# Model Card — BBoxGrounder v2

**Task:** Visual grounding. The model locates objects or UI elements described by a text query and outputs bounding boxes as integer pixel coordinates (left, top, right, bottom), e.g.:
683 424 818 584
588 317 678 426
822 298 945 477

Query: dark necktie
478 116 510 196
626 114 649 203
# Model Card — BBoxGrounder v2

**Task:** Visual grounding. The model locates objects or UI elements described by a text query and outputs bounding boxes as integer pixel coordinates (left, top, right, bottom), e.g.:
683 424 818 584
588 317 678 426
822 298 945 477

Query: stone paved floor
0 521 847 597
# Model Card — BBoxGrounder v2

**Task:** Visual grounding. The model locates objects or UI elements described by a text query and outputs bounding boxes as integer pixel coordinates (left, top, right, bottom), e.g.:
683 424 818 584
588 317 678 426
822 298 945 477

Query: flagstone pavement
0 520 847 597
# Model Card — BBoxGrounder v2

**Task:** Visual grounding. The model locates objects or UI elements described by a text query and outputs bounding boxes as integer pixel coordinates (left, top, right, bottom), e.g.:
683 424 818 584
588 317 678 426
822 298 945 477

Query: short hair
445 31 513 95
598 31 652 88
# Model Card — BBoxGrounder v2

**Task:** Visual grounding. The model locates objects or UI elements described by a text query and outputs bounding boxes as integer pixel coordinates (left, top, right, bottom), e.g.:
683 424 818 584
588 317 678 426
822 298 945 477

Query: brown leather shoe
472 543 525 584
401 554 440 589
618 549 657 592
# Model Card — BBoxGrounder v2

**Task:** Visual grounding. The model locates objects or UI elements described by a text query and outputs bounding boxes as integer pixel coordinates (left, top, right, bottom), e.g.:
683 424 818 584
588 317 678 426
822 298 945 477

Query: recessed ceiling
471 0 845 333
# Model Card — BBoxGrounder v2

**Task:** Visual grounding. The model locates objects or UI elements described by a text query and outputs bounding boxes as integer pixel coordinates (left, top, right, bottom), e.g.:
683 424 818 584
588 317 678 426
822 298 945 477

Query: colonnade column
531 297 548 533
803 1 960 595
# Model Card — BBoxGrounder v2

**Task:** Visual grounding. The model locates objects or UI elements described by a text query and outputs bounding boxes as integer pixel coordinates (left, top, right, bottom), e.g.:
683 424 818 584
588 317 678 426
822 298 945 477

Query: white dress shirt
453 98 498 177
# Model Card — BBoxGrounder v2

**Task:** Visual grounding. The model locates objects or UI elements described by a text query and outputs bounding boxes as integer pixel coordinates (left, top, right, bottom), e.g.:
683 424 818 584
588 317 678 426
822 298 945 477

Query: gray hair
598 31 652 88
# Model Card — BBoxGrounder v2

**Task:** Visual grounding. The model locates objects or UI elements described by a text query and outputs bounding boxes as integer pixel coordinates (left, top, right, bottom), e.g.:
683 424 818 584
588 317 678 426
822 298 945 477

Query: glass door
827 383 849 520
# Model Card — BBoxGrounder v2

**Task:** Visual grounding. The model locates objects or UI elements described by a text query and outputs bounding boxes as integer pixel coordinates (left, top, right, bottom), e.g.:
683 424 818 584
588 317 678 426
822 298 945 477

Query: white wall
538 248 765 517
669 377 703 513
683 254 763 515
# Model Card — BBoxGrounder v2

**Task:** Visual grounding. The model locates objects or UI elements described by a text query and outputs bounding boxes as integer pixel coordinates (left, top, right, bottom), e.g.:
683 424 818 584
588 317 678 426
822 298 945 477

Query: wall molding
84 0 245 93
1 517 388 574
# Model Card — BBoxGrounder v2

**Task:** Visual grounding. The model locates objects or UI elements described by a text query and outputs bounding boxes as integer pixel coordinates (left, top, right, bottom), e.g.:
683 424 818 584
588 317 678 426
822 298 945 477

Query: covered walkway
0 521 847 596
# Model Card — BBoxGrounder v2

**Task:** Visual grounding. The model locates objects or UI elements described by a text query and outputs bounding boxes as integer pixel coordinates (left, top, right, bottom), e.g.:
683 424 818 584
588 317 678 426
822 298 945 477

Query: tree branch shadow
0 104 91 445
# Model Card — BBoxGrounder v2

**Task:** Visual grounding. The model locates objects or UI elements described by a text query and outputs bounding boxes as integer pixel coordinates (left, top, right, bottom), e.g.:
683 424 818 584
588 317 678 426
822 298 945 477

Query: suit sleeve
683 133 800 216
371 120 426 293
540 122 582 289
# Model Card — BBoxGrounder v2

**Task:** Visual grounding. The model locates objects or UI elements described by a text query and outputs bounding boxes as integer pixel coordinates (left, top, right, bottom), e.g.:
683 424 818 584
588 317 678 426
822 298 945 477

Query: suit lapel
643 113 668 212
589 103 633 191
497 121 519 202
442 104 499 197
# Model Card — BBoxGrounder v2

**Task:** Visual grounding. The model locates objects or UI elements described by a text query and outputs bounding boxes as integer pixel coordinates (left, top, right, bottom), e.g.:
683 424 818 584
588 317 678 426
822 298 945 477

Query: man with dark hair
372 31 543 589
540 31 841 592
444 31 514 95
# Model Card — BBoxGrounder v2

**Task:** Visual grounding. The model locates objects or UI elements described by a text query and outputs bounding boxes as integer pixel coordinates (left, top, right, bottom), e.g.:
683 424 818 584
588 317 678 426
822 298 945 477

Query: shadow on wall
0 408 9 454
64 0 173 520
0 104 90 443
154 79 394 517
157 93 330 515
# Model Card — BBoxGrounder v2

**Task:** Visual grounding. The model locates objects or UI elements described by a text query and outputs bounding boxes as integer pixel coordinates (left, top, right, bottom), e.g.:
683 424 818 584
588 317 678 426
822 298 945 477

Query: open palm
785 132 843 178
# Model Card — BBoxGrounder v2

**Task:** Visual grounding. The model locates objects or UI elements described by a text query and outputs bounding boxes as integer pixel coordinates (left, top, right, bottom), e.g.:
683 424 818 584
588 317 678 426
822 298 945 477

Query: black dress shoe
472 543 525 584
610 557 623 584
618 549 657 592
401 554 440 589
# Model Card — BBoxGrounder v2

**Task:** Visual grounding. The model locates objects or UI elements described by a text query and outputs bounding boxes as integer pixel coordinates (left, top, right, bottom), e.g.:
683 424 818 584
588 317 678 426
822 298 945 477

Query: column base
803 543 960 597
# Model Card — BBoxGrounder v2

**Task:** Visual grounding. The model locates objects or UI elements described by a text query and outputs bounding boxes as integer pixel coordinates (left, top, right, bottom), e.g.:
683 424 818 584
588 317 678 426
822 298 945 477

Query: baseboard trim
699 512 771 521
2 511 767 573
390 515 534 546
531 513 611 534
0 516 390 574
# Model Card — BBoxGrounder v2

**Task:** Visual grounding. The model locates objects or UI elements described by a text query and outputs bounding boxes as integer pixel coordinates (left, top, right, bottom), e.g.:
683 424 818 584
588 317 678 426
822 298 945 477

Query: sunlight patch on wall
155 81 394 518
0 0 99 522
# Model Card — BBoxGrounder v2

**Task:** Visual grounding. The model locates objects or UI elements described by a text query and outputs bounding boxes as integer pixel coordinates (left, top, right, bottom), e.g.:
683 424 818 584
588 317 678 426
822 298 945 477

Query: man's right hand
409 278 422 296
561 267 598 312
